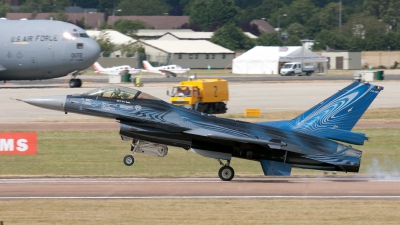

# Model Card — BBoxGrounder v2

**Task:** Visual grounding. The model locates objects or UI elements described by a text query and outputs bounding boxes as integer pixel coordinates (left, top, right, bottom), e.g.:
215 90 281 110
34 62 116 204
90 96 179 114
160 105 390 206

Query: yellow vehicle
168 78 229 114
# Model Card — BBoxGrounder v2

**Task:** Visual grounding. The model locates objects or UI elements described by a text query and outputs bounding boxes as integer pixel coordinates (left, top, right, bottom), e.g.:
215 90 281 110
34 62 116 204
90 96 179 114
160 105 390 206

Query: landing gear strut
123 141 137 166
69 71 82 88
217 159 234 181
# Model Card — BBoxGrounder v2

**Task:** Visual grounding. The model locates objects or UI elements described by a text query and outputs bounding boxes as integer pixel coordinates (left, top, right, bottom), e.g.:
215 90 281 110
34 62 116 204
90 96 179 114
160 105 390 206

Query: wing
100 71 120 75
128 69 141 74
183 128 287 149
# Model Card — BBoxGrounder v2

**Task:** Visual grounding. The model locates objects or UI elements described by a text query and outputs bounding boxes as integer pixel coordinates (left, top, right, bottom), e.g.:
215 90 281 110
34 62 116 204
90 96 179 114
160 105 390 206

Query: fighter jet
93 62 142 75
142 60 190 77
20 82 383 181
0 19 101 88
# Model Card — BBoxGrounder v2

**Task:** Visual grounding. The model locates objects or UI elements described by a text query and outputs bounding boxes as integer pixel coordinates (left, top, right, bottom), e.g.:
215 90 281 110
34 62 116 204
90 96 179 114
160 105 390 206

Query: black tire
123 155 134 166
306 72 311 76
75 78 82 87
218 166 234 181
69 78 82 88
69 79 77 88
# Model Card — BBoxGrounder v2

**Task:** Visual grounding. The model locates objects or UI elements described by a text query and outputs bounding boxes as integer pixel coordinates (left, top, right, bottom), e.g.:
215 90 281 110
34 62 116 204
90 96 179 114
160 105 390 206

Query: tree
286 23 306 39
305 2 346 38
189 0 237 30
93 31 116 57
18 0 71 13
0 0 12 17
114 20 149 36
116 0 170 16
48 11 68 22
210 23 255 50
284 35 302 46
99 0 120 17
313 30 348 50
341 16 387 50
119 42 143 57
363 0 400 31
256 32 283 46
237 0 285 23
74 0 99 8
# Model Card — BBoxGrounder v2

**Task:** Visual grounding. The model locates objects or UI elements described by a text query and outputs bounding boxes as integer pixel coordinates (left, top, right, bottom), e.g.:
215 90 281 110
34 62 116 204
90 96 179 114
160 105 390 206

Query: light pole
277 14 287 37
388 46 391 69
112 9 121 27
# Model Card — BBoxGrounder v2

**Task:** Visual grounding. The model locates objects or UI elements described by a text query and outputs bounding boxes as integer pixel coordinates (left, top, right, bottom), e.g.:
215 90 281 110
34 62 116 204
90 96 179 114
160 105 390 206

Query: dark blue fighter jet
21 82 384 181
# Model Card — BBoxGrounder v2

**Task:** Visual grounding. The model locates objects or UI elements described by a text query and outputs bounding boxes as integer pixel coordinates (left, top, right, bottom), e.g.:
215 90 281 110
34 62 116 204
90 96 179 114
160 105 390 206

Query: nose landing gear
217 159 234 181
123 142 136 166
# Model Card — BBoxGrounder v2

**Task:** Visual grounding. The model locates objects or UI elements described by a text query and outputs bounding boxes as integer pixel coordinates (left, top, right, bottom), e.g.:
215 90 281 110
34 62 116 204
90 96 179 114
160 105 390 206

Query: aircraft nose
21 95 67 112
86 39 101 62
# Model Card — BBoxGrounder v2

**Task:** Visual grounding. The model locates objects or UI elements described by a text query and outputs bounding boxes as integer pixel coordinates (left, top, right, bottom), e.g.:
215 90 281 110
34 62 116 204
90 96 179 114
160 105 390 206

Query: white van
280 62 315 76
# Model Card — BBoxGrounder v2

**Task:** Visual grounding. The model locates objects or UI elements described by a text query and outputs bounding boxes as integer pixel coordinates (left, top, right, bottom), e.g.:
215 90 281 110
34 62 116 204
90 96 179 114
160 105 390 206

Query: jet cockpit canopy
83 85 161 100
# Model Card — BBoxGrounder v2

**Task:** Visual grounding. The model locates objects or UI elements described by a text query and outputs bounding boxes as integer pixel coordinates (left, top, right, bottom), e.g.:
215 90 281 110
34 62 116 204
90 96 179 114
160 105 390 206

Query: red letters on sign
0 133 37 155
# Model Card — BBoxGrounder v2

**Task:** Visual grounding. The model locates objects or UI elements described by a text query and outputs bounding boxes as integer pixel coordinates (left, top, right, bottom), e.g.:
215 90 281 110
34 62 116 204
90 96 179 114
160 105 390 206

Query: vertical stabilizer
92 62 104 72
259 82 384 137
142 60 155 71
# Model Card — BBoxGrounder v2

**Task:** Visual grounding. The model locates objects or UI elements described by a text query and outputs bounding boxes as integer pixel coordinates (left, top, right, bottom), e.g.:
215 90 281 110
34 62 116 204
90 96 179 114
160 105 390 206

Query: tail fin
260 82 384 141
142 60 155 71
92 62 104 72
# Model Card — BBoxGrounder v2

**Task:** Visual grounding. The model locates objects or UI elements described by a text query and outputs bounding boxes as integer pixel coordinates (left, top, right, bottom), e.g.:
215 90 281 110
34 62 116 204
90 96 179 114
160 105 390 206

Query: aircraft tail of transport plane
0 19 101 88
19 82 383 181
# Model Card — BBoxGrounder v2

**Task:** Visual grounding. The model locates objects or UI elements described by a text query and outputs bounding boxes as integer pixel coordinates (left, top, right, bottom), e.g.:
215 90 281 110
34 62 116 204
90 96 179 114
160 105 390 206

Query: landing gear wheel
218 166 234 181
69 78 82 88
75 78 82 87
123 155 134 166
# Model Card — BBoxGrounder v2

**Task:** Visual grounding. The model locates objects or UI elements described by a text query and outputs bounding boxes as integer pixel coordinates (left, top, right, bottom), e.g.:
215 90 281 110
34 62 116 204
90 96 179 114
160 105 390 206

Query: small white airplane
142 60 190 77
93 62 142 75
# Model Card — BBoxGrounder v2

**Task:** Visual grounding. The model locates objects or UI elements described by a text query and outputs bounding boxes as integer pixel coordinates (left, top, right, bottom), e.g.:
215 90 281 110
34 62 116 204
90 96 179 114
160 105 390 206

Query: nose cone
86 39 101 64
22 95 67 112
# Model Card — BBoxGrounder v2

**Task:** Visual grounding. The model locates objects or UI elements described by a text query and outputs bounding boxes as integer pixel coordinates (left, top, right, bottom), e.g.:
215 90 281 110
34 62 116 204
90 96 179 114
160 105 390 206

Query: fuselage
0 19 101 80
62 91 359 172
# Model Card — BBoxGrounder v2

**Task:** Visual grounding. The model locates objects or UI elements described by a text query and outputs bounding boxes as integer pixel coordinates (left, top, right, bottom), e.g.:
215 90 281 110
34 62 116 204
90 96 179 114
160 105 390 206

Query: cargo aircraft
20 82 383 181
142 60 190 77
0 19 101 87
93 62 142 75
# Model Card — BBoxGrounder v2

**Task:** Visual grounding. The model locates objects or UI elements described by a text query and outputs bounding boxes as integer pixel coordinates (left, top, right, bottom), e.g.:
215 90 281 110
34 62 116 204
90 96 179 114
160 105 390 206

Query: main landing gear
217 159 235 181
69 78 82 88
69 71 82 88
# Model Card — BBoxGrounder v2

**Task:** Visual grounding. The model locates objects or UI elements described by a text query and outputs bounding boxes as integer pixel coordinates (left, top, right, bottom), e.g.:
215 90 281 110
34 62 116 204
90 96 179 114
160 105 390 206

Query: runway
1 177 400 199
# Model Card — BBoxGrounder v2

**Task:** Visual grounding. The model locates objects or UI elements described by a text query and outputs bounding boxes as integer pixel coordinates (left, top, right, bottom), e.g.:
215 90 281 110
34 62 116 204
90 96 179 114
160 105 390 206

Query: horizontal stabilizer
260 160 292 176
311 129 368 145
0 64 6 71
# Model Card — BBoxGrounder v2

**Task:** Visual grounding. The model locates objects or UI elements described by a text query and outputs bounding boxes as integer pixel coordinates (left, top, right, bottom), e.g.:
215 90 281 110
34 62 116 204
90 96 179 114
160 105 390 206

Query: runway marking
1 178 400 184
1 196 400 200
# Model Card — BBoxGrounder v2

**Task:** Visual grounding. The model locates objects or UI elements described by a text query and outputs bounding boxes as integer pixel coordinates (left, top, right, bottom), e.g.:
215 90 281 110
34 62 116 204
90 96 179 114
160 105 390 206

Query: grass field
1 199 399 225
0 127 399 177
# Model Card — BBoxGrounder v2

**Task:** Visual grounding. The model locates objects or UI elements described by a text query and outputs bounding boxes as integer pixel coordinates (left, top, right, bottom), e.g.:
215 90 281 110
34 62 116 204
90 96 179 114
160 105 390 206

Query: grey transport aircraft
0 19 101 87
20 82 383 181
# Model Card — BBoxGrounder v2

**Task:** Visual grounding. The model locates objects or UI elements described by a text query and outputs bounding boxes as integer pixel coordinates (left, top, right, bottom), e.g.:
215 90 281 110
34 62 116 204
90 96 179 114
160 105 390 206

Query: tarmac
0 177 399 199
1 80 399 123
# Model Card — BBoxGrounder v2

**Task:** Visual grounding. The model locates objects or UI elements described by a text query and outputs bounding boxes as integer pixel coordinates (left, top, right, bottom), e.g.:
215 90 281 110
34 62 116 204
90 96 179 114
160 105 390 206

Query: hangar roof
160 32 257 40
86 30 137 45
140 40 234 54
